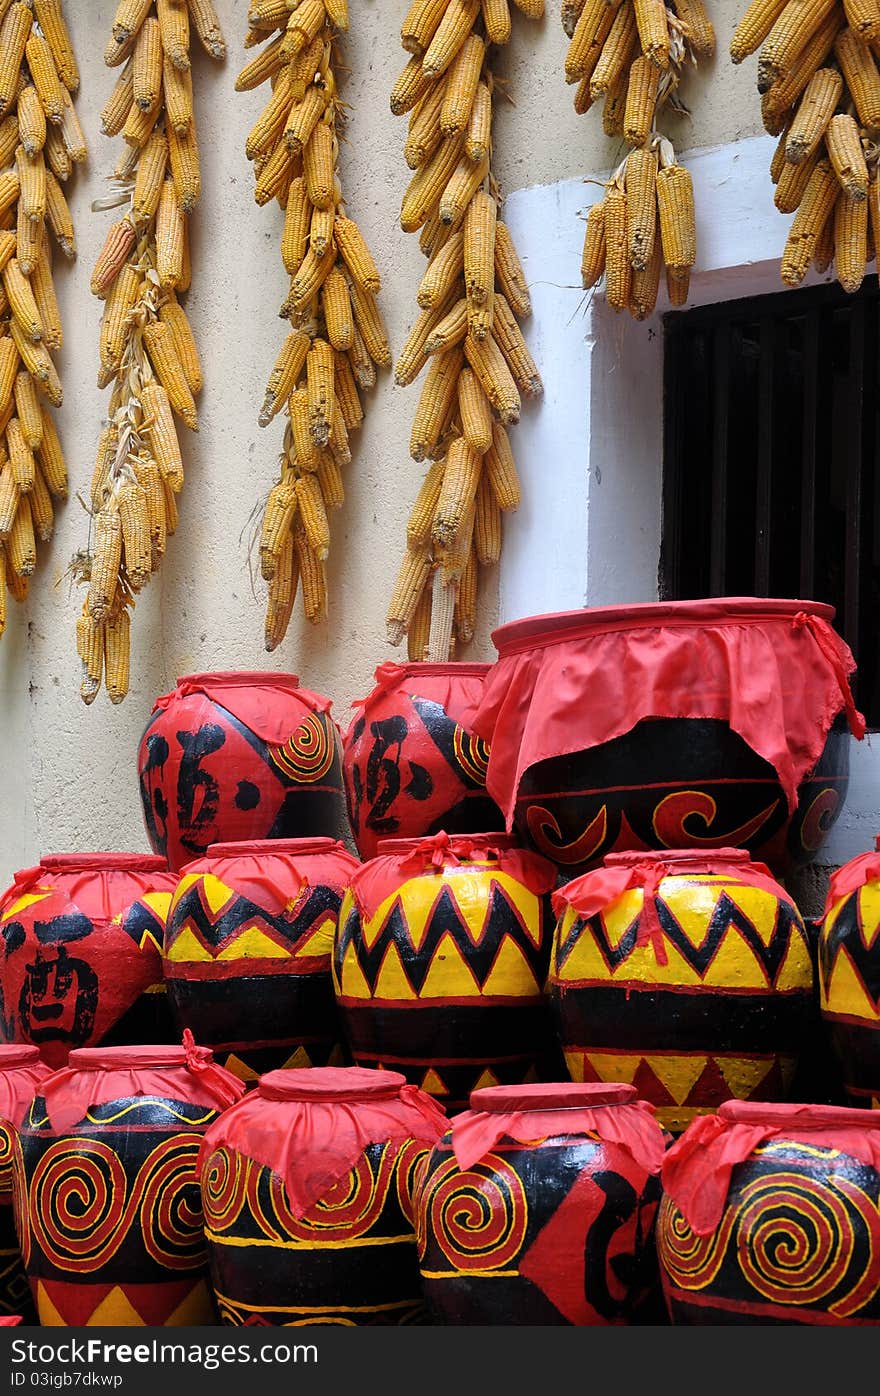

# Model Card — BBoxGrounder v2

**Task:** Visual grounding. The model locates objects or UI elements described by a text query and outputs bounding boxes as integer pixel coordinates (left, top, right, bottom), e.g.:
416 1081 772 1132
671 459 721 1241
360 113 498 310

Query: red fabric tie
182 1030 246 1111
825 833 880 915
791 612 866 740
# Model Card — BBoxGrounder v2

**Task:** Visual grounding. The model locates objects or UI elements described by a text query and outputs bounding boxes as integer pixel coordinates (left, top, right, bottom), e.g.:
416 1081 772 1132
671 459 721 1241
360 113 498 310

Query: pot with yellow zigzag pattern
548 850 814 1134
164 840 360 1084
13 1042 244 1326
818 836 880 1108
332 834 560 1112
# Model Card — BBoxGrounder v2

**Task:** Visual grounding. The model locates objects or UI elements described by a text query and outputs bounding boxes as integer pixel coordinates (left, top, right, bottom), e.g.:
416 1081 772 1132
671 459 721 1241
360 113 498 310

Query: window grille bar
710 322 729 593
799 311 819 598
755 318 775 593
845 300 865 645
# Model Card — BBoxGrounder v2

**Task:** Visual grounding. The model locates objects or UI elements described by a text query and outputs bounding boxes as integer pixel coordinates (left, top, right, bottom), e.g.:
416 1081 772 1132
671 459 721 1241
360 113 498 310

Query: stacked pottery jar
0 1047 51 1323
0 855 178 1066
13 1039 243 1326
163 838 360 1082
817 835 880 1108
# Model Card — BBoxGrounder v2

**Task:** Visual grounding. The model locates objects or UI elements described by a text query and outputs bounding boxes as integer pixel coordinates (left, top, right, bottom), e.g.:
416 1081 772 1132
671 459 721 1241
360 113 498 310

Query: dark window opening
661 276 880 728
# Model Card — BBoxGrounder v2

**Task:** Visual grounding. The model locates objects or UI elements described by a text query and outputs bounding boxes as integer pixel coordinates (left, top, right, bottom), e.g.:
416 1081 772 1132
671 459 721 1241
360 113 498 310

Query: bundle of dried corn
386 0 544 665
75 0 224 706
0 1 83 643
240 0 390 651
562 0 711 316
732 0 880 294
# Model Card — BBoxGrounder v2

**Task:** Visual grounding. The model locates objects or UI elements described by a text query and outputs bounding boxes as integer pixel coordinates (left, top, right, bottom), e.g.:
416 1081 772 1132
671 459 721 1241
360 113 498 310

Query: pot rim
0 1045 43 1067
491 597 837 656
375 832 519 857
65 1046 202 1070
258 1066 408 1102
719 1100 880 1130
469 1083 637 1112
378 662 493 679
205 838 349 858
39 853 170 874
603 848 753 868
174 671 302 688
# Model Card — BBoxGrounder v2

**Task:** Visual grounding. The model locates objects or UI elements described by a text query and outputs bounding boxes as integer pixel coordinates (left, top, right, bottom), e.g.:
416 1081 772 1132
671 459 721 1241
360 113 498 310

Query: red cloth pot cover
817 833 880 1108
657 1102 880 1324
416 1080 668 1325
198 1067 447 1326
164 839 361 1080
332 834 560 1111
0 1047 51 1322
548 850 813 1134
0 854 178 1069
341 661 505 861
137 671 348 871
13 1039 244 1327
465 599 863 867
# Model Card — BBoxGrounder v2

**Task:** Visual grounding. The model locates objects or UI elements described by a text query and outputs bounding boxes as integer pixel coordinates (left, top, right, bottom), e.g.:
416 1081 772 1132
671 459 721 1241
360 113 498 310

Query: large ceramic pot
466 599 864 878
657 1101 880 1324
137 671 349 872
0 854 177 1068
416 1082 667 1325
13 1041 243 1326
0 1046 50 1323
548 849 815 1134
164 838 360 1082
817 836 880 1108
199 1066 447 1326
341 661 505 862
332 832 560 1111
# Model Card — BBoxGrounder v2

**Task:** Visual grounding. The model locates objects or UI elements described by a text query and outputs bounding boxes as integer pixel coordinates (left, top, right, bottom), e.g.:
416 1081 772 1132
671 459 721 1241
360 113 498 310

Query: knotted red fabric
463 599 865 827
348 832 558 920
150 672 334 747
38 1034 245 1135
179 839 360 919
450 1082 666 1174
824 833 880 915
344 661 491 736
661 1101 880 1236
552 849 795 968
198 1067 448 1218
0 1046 51 1126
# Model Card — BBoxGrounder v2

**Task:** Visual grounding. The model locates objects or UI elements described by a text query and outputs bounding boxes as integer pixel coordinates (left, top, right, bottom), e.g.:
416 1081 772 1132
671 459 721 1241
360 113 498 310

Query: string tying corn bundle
563 0 710 316
386 0 544 665
240 0 390 650
731 0 880 293
74 0 224 706
0 0 83 644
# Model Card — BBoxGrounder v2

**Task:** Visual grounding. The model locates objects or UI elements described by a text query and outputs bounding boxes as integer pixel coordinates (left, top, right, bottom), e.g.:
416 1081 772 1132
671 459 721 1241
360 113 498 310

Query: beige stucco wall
0 0 767 884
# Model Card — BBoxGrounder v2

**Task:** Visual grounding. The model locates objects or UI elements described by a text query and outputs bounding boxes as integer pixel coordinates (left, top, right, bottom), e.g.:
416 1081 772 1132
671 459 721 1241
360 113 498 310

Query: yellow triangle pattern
200 874 237 919
142 890 173 920
417 935 480 998
564 1050 586 1082
648 1055 709 1105
165 926 213 964
363 869 543 953
295 916 336 958
421 1069 447 1096
586 1052 642 1085
336 944 372 1000
374 943 418 1001
166 1281 214 1326
718 1056 775 1099
858 883 880 950
481 938 541 998
1 889 51 922
283 1047 313 1069
35 1282 65 1327
717 884 781 943
822 947 880 1022
169 873 202 918
87 1288 144 1326
225 1054 260 1083
216 926 291 960
773 935 814 992
473 1069 500 1090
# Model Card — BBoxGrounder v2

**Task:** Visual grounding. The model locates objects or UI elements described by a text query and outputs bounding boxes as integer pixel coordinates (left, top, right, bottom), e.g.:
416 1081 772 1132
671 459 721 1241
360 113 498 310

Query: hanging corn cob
0 1 82 644
732 0 880 294
241 0 390 651
74 0 224 706
386 0 544 664
562 0 712 316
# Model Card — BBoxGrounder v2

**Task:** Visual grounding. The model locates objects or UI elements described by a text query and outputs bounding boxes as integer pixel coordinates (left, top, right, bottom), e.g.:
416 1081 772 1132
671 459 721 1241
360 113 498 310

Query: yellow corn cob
656 163 696 273
623 55 660 147
189 0 226 59
90 423 117 514
0 336 17 419
14 324 61 406
36 406 66 497
8 494 34 576
304 120 335 210
781 157 840 283
730 0 788 60
45 169 75 257
439 152 490 228
441 34 485 138
144 320 199 430
423 0 481 80
296 472 331 560
322 268 354 352
133 15 161 112
835 28 880 130
14 205 38 280
590 4 638 101
775 149 819 213
835 187 868 292
289 386 319 469
123 94 161 149
236 32 286 90
13 371 41 449
785 67 842 164
411 346 464 463
284 0 327 52
402 0 448 56
133 452 166 568
249 0 288 32
484 421 520 510
390 55 432 117
465 80 492 163
333 350 363 430
408 581 433 659
493 221 532 321
309 203 334 260
99 264 141 379
401 133 466 232
33 0 79 92
4 259 44 344
260 478 298 580
7 416 34 493
419 211 451 259
159 295 202 393
826 113 869 200
347 276 392 367
259 329 309 426
426 566 456 658
633 0 670 66
76 604 104 704
603 180 631 310
91 218 137 299
0 8 36 118
464 332 521 424
757 0 838 94
458 366 493 455
306 337 334 447
474 469 502 564
0 460 18 536
132 129 168 223
29 460 53 540
280 178 309 276
566 0 617 84
87 497 122 621
294 520 327 623
668 266 691 306
101 65 134 137
17 86 47 158
166 114 200 212
843 0 880 35
117 477 151 588
156 176 185 289
142 380 184 490
104 603 131 705
158 0 190 71
0 112 18 167
405 79 446 169
254 136 295 206
30 238 61 351
483 0 513 44
0 230 14 276
396 287 459 384
58 86 87 164
349 322 376 391
418 227 464 310
332 214 381 294
493 294 542 396
512 0 545 14
112 0 152 45
406 459 445 548
673 0 715 56
424 295 468 356
581 198 607 287
16 146 46 226
264 531 298 653
626 146 658 270
629 227 662 319
464 188 496 324
387 545 433 641
279 81 325 161
762 7 840 127
162 53 193 135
